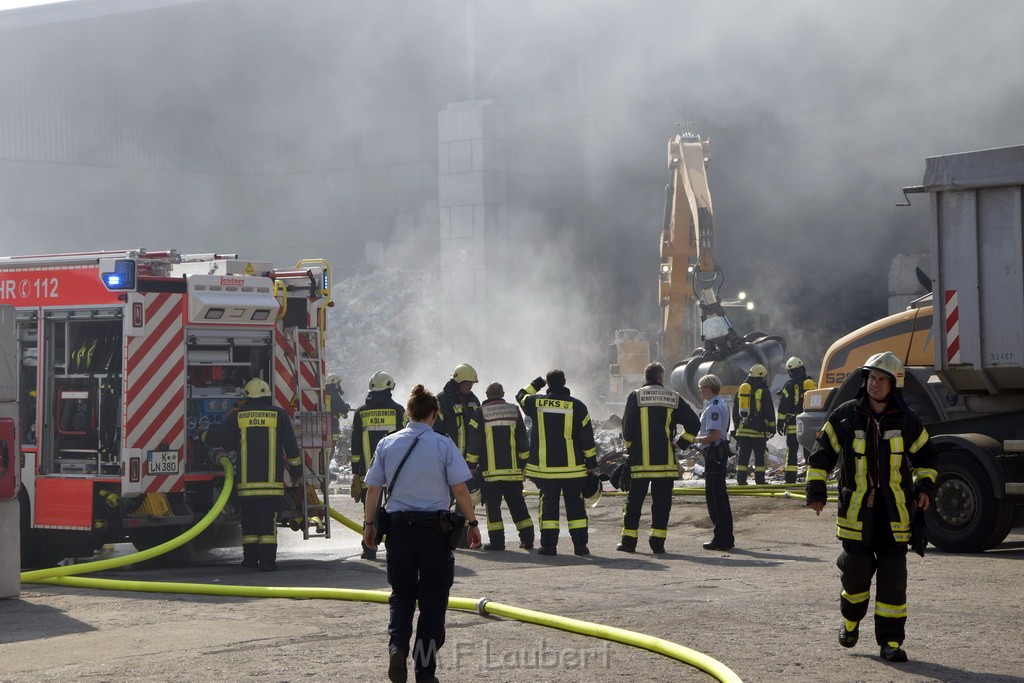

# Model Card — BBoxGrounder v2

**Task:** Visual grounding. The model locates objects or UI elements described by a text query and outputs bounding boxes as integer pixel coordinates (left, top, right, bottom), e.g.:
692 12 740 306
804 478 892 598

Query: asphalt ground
3 486 1024 682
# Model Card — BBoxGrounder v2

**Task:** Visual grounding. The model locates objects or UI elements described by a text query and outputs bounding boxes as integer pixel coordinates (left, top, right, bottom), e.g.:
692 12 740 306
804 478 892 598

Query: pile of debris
322 267 440 398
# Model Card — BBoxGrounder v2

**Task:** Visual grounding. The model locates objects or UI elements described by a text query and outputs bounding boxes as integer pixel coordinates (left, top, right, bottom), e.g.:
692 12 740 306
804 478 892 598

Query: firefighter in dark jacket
435 363 481 460
203 377 302 572
466 382 534 551
516 369 598 556
324 373 351 444
732 363 776 484
617 362 700 554
806 351 938 664
349 370 406 560
776 357 817 483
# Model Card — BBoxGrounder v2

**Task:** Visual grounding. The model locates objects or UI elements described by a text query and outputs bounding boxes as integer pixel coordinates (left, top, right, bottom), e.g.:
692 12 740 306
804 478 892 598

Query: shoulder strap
383 434 421 503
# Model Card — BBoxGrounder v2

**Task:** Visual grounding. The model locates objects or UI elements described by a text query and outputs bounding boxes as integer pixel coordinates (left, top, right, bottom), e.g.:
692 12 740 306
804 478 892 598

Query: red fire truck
0 249 334 566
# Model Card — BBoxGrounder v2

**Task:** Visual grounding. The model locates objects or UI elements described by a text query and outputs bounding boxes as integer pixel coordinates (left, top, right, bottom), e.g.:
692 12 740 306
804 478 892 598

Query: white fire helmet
862 351 905 389
785 357 804 372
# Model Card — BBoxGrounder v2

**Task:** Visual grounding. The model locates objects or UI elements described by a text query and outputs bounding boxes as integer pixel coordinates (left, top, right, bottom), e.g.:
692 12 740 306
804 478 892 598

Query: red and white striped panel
274 327 297 418
124 292 187 493
297 332 321 413
945 290 961 364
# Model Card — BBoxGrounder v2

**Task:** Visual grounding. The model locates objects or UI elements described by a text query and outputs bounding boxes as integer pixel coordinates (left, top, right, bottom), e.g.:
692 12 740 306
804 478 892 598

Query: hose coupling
475 597 491 617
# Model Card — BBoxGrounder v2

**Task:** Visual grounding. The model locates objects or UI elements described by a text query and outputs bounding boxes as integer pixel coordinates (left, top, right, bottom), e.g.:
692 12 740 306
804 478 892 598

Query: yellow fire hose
20 457 744 682
19 456 236 583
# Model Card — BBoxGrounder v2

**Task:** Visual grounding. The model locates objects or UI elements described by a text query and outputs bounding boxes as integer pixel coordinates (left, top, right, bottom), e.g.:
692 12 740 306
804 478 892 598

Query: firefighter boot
616 537 637 553
518 528 535 550
648 537 666 554
258 544 278 572
241 544 259 569
484 531 505 551
880 642 908 662
838 620 859 648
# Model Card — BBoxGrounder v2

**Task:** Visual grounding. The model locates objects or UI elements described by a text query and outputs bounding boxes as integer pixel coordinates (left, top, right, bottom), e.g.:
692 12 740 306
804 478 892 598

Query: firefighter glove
350 475 363 502
532 376 546 390
911 508 928 557
777 423 786 437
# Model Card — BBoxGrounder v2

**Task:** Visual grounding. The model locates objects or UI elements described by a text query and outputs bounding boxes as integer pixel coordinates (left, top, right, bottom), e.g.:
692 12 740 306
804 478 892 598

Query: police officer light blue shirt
699 396 731 449
365 421 472 512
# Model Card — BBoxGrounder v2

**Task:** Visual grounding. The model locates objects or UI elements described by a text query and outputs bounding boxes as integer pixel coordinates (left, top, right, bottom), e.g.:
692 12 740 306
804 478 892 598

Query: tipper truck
798 144 1024 552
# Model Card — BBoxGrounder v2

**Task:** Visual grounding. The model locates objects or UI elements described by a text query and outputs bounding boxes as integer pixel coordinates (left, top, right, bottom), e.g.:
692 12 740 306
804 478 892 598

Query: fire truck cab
0 248 334 566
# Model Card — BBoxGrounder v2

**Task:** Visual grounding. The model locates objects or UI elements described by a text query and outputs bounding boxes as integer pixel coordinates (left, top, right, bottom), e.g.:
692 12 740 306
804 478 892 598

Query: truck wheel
927 450 1014 552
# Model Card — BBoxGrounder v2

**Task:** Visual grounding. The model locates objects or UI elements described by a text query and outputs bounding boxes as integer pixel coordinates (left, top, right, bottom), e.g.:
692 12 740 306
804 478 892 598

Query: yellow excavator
609 129 785 406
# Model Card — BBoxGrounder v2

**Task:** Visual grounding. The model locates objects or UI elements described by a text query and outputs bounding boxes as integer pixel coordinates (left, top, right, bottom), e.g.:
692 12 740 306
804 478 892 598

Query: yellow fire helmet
785 357 804 372
369 371 396 391
451 363 478 383
747 364 769 379
244 377 271 398
862 351 905 389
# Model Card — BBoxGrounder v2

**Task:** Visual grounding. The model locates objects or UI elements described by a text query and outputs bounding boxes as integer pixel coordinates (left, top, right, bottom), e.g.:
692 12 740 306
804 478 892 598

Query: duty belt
389 510 444 526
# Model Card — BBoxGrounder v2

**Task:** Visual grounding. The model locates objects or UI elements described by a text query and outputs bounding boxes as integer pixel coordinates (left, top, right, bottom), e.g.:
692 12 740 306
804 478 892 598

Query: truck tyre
927 450 1014 552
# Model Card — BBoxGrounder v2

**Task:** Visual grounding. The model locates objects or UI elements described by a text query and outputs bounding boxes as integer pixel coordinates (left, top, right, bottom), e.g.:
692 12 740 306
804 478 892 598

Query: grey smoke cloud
2 0 1021 401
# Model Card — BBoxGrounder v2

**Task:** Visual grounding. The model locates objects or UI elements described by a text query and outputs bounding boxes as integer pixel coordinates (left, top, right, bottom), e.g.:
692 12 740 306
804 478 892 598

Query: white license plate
148 451 179 475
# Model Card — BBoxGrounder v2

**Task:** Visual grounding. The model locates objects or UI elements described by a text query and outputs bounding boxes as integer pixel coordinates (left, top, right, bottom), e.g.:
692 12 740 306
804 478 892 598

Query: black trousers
482 480 534 546
239 496 282 566
837 510 909 646
702 446 734 545
784 432 807 484
534 477 588 549
385 517 455 681
735 435 767 484
620 477 674 543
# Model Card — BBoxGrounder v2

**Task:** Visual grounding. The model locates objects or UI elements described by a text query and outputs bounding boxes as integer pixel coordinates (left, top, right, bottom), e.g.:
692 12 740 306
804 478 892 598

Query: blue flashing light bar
100 259 137 291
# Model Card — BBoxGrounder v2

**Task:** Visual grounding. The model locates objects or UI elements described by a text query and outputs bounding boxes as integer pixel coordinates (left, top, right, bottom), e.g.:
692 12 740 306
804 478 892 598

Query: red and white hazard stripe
274 327 297 417
945 290 961 364
124 292 186 493
297 331 320 412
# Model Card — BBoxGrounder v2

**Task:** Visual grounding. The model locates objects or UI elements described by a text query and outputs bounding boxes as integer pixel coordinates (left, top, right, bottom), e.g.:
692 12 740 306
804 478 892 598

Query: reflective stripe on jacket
777 376 817 434
622 382 700 478
466 398 530 481
350 390 406 477
204 396 301 497
516 380 597 479
733 379 776 438
436 379 480 456
806 396 938 544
